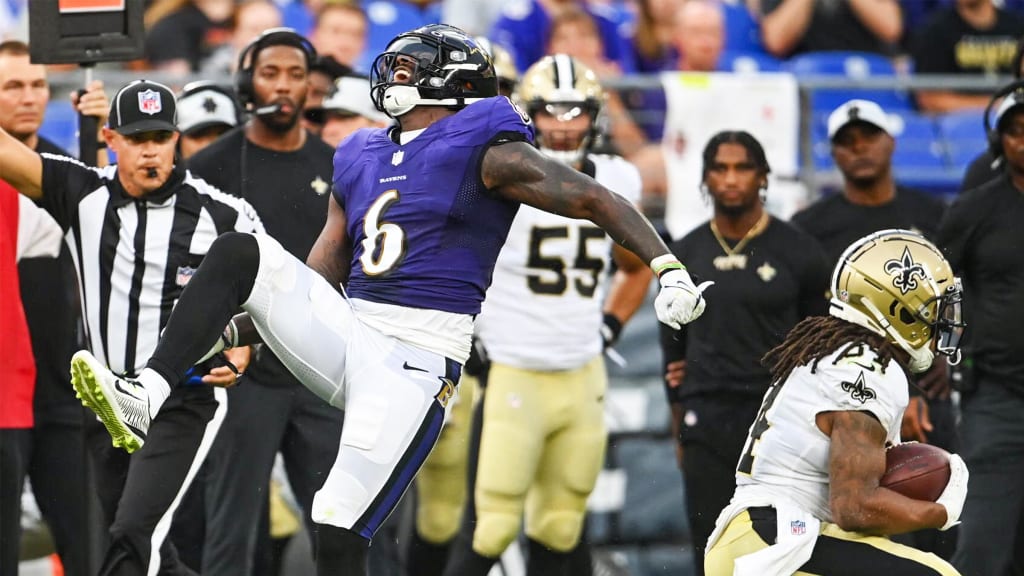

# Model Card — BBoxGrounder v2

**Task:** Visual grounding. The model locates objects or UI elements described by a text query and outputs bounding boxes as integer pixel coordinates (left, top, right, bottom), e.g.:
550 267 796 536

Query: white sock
137 368 171 418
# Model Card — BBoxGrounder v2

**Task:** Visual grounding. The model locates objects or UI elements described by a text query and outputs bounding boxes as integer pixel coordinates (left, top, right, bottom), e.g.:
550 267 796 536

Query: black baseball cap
108 80 178 135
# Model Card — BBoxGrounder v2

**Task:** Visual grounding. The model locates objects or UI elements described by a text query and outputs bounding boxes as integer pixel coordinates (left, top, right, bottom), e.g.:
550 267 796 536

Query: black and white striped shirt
39 154 263 377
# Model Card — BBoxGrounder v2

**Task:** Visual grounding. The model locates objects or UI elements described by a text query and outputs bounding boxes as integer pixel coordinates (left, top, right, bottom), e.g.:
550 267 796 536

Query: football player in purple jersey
67 24 710 575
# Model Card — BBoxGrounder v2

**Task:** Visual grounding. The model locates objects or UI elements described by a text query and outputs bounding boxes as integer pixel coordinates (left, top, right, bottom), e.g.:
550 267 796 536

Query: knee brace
417 499 463 544
528 510 585 552
205 232 261 296
417 438 469 542
472 511 522 558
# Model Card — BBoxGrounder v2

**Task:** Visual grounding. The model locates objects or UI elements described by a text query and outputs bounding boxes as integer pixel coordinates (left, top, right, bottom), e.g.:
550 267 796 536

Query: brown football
880 442 951 502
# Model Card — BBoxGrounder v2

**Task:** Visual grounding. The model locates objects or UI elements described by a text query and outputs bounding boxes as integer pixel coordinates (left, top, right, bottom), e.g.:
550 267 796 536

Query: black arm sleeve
935 196 976 273
798 236 831 319
659 321 687 405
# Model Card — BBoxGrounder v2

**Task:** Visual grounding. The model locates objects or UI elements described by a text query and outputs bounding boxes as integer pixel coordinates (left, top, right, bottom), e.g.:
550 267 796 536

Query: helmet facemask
530 101 599 165
934 279 965 363
518 54 604 166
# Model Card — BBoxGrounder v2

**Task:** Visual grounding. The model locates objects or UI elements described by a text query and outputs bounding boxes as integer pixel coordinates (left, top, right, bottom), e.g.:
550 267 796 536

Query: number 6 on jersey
360 189 407 275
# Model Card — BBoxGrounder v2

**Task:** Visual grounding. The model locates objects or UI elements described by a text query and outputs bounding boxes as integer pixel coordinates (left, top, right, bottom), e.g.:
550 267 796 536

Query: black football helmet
370 24 498 118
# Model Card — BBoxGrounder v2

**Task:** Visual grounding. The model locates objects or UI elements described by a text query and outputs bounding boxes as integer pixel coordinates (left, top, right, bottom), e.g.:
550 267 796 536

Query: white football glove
654 267 713 329
936 453 969 531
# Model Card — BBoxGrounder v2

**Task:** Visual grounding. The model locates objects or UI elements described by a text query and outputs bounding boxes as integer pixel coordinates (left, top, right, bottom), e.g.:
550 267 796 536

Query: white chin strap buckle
383 85 420 117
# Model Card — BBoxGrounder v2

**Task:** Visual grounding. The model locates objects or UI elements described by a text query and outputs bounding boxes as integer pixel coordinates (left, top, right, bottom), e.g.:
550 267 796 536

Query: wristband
651 254 685 278
601 313 623 347
96 141 107 150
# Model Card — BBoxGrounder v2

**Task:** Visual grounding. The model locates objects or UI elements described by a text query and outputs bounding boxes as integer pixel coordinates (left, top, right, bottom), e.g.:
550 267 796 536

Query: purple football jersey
333 96 534 315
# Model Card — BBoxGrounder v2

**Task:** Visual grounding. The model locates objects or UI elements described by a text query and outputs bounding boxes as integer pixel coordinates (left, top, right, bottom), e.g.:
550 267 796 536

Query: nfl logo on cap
138 89 163 116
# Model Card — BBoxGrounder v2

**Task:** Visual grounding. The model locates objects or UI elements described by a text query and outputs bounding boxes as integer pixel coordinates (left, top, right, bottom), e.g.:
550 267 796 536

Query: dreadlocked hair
763 315 909 384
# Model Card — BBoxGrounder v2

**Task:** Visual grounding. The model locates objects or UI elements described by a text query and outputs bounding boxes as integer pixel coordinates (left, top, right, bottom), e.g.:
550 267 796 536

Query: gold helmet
518 54 604 164
830 229 964 373
473 36 519 96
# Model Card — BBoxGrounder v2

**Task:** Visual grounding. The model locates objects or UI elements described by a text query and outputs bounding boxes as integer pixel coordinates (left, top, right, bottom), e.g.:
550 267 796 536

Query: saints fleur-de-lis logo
884 247 927 295
841 372 877 404
310 175 329 196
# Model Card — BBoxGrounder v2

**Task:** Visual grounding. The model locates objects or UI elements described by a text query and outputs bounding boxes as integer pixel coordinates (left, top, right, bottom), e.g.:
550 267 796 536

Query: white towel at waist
706 490 821 576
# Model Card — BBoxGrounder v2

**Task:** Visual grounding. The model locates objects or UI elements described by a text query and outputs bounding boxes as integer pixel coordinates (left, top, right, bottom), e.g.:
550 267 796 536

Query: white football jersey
475 154 642 371
733 343 908 521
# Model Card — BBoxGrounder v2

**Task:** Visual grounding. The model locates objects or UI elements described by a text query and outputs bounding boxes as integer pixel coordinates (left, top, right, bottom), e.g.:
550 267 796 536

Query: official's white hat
827 99 892 140
177 83 241 136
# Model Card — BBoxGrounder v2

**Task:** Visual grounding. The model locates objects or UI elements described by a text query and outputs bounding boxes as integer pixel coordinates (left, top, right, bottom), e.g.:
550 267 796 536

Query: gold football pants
705 508 960 575
415 375 480 544
471 356 607 556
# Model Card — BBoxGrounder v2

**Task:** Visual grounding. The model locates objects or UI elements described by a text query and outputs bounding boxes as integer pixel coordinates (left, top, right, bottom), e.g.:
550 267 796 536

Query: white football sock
137 368 171 418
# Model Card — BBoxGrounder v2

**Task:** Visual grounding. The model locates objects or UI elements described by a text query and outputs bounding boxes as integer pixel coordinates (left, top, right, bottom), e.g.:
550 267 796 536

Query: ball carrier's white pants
241 233 459 539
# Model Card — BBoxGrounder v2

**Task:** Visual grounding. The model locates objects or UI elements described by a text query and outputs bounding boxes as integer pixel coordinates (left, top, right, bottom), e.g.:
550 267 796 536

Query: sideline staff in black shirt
937 87 1024 576
183 27 342 576
659 131 829 574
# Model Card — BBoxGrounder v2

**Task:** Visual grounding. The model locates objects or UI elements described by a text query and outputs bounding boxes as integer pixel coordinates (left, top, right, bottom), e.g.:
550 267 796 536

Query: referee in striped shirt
0 79 263 575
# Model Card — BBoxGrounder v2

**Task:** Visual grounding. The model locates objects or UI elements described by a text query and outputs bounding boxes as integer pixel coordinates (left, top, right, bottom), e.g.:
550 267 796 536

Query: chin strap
382 85 487 117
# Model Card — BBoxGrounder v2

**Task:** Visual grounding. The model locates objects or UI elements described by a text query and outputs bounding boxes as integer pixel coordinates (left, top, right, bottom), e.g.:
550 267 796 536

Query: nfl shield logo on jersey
391 150 404 166
790 520 806 536
138 89 162 115
176 265 196 287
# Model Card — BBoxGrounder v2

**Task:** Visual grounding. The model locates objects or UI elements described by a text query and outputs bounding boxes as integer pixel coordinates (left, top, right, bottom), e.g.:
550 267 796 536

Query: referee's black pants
88 384 225 576
200 378 343 576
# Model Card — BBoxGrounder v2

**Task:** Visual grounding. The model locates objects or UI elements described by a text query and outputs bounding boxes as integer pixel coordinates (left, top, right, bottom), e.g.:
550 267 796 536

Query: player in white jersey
705 230 968 575
477 151 642 368
441 54 652 576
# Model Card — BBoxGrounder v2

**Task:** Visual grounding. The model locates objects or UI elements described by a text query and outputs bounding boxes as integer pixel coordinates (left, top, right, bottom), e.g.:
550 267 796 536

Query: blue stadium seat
936 109 989 169
888 111 942 170
888 110 938 141
716 50 783 73
785 51 913 113
38 100 79 158
809 112 833 170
